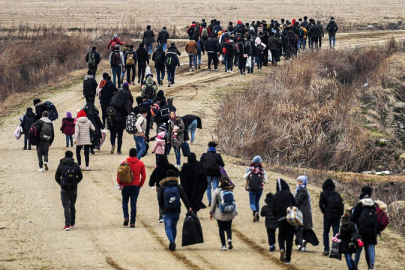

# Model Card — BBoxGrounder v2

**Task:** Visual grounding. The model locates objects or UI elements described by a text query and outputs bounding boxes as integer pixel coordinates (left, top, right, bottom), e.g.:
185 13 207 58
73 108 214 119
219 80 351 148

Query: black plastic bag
182 212 204 246
329 241 341 260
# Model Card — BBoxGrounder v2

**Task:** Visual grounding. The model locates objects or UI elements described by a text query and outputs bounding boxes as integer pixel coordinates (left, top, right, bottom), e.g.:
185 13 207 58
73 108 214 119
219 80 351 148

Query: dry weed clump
216 47 403 173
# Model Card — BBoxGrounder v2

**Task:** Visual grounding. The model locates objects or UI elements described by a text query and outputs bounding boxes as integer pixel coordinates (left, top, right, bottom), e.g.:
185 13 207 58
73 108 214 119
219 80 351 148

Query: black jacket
272 179 296 221
338 222 359 254
21 111 37 134
55 157 83 190
83 75 98 97
319 178 340 218
157 29 169 44
34 100 45 120
308 25 321 38
158 177 191 214
199 151 225 176
85 50 101 67
181 115 202 130
99 81 117 105
260 194 278 229
206 38 219 53
142 29 156 44
168 45 181 56
152 49 166 69
136 47 149 64
149 156 178 187
350 200 378 245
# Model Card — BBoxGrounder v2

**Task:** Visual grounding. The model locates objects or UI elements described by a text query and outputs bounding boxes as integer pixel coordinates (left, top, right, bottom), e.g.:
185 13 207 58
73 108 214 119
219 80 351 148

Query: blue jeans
206 176 219 203
164 213 180 244
249 190 263 212
255 53 264 69
298 38 306 49
173 146 181 166
66 135 73 147
145 43 153 54
323 217 341 251
194 51 201 67
329 35 336 47
187 119 198 143
122 185 140 224
160 43 167 52
111 66 121 88
134 136 146 159
156 67 165 85
167 66 176 83
344 253 355 269
355 244 375 269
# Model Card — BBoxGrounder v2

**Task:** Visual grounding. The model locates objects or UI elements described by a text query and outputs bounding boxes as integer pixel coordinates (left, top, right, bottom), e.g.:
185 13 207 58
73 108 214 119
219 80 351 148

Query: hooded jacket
268 35 282 50
199 150 225 176
168 44 181 56
55 157 83 189
157 29 169 44
319 178 340 218
260 193 278 229
33 117 55 145
350 198 378 245
149 156 179 187
153 90 167 107
141 76 158 98
142 29 156 45
117 156 146 187
158 177 190 214
33 99 45 120
61 117 75 135
107 37 125 50
206 37 219 53
338 221 359 254
21 109 37 134
272 179 296 221
209 185 238 221
152 137 166 155
152 47 166 69
134 114 147 137
83 75 98 97
85 50 101 67
295 187 313 229
181 115 202 130
74 116 95 146
167 117 185 146
326 20 338 35
99 81 117 105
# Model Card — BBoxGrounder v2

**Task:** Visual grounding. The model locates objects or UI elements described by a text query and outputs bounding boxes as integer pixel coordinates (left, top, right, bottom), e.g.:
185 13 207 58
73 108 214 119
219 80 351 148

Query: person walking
167 111 185 168
32 111 54 172
317 20 324 48
209 176 237 251
157 27 170 52
326 17 338 48
319 178 344 256
206 35 219 70
308 22 321 50
165 43 181 87
124 45 137 85
152 45 166 86
338 213 364 270
136 43 149 84
21 107 36 150
74 110 95 171
134 108 148 160
158 169 192 251
142 25 156 58
260 192 278 252
55 150 83 231
99 75 117 127
255 37 266 69
83 70 98 102
117 148 146 228
185 37 198 72
179 153 208 214
107 34 125 50
151 128 166 165
200 141 225 207
110 45 125 88
268 32 282 66
85 47 101 77
244 155 267 222
272 178 297 265
60 111 75 148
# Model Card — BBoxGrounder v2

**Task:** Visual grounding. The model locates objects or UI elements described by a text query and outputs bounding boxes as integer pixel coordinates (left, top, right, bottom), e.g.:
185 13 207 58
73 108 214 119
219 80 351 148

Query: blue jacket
99 81 117 105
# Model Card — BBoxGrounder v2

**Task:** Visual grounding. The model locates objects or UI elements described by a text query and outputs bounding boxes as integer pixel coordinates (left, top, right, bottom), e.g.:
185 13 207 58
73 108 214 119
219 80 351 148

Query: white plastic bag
268 51 272 62
145 66 151 75
218 55 224 62
14 126 22 140
246 57 252 68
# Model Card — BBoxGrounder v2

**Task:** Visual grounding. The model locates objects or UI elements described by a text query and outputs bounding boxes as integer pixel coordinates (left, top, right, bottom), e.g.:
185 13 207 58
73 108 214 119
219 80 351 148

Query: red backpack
376 206 389 232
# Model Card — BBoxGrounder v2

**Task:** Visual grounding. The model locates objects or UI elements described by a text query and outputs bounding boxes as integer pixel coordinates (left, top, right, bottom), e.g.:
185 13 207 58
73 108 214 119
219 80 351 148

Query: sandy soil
1 42 405 270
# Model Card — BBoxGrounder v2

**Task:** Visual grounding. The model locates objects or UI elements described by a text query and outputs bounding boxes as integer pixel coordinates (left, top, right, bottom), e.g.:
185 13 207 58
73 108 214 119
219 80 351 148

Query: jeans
217 220 232 246
66 135 73 147
126 64 136 83
187 119 198 143
110 126 124 152
207 52 218 69
194 51 201 67
323 217 341 251
188 54 195 69
36 141 49 168
156 67 165 85
145 43 153 54
344 253 355 269
255 53 264 69
270 49 278 64
61 189 77 226
160 43 167 52
164 213 180 244
134 136 146 159
278 219 295 262
138 62 146 83
249 190 263 212
206 176 219 203
111 66 121 88
167 66 176 83
76 145 90 166
329 35 336 47
267 228 276 246
173 146 181 166
122 185 140 224
355 244 375 269
298 38 306 49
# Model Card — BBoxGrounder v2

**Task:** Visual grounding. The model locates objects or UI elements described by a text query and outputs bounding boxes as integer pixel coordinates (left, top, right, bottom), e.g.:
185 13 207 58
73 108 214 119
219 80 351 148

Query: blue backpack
219 189 236 213
164 185 181 209
43 101 58 121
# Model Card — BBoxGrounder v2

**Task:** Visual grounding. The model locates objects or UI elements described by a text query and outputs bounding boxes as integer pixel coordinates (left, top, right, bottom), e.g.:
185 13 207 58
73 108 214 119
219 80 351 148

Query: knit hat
361 186 372 197
33 99 41 106
157 131 165 140
26 107 33 113
252 155 262 163
123 82 129 89
67 111 72 118
77 110 86 118
166 169 178 177
129 148 137 157
208 141 218 147
113 34 118 38
159 124 167 132
341 212 350 224
65 150 74 158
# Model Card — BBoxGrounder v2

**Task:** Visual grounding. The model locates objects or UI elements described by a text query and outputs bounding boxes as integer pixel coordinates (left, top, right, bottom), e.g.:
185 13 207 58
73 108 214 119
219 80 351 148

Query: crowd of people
16 16 390 270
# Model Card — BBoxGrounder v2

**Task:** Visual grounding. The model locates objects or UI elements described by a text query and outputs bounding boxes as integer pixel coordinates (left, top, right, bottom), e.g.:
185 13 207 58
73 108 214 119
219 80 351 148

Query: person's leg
129 186 140 224
228 56 233 71
112 68 117 87
269 228 276 246
140 62 146 83
65 135 69 147
174 146 181 166
162 43 167 52
172 213 180 241
354 246 363 267
285 222 295 262
344 253 354 269
207 53 212 69
76 145 82 166
333 35 336 47
131 65 136 82
126 65 131 83
110 126 117 147
365 244 375 269
156 68 161 85
161 67 165 82
213 53 218 69
249 191 257 211
206 176 212 203
225 220 232 241
164 213 176 243
155 187 163 217
332 218 340 238
121 187 130 220
69 135 74 147
84 145 90 166
137 62 142 83
136 136 146 159
255 56 259 69
69 189 77 225
217 220 226 246
212 176 219 193
61 189 71 226
323 217 332 252
117 128 124 153
194 54 197 68
42 142 49 164
278 221 286 251
329 36 332 48
101 104 107 127
319 36 322 49
187 119 198 143
255 190 263 214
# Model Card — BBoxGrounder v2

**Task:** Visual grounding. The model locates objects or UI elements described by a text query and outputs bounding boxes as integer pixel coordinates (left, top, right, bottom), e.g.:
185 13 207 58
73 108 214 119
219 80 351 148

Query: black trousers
37 141 49 168
238 56 246 74
76 145 90 166
311 37 319 50
138 62 146 83
89 66 97 77
217 220 233 246
100 103 108 128
267 228 276 246
110 126 124 152
61 189 77 226
208 52 218 69
126 64 136 83
278 219 295 261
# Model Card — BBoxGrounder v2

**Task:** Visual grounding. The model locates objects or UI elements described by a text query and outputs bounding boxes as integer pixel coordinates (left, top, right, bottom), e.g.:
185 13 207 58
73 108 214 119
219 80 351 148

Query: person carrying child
260 192 278 252
60 112 75 148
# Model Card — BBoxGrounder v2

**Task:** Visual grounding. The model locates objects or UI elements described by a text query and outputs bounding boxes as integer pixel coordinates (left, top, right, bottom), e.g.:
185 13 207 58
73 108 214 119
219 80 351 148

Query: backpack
88 51 96 67
358 205 378 236
111 51 121 67
106 105 120 126
248 173 263 191
202 153 219 174
201 27 208 38
164 185 181 209
187 26 195 37
298 28 305 38
61 163 79 190
165 54 176 67
39 122 52 141
326 191 344 219
117 159 134 184
376 207 389 232
125 112 138 134
28 124 41 145
144 84 155 99
256 43 264 53
150 102 160 117
244 41 252 55
154 51 164 66
235 42 242 53
327 22 336 34
111 89 129 109
222 46 228 54
160 107 170 117
219 189 236 213
44 101 58 121
126 52 135 65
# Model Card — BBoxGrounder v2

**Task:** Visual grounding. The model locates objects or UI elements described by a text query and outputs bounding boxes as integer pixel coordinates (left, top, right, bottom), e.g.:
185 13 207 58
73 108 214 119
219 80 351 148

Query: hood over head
187 152 197 163
322 178 335 191
33 99 41 106
157 90 164 97
252 155 262 163
146 76 154 85
156 155 169 167
276 178 290 192
265 192 274 204
296 175 308 187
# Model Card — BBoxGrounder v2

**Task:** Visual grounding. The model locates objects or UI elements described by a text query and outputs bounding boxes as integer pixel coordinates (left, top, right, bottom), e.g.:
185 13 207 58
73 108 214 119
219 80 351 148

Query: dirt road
1 44 404 270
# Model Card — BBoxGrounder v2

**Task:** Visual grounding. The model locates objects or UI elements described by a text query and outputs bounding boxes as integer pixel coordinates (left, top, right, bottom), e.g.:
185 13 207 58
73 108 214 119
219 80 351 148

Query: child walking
337 212 363 270
60 112 75 147
151 130 166 165
260 192 278 252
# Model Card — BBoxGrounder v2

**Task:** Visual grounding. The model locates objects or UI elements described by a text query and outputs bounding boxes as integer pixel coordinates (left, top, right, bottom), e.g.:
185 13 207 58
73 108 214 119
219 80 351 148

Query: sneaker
123 218 129 226
23 147 27 150
228 239 233 250
253 212 259 222
198 65 201 69
226 69 230 73
38 168 43 172
285 261 291 265
117 151 122 155
90 150 95 155
169 243 176 251
220 245 227 251
229 70 234 74
323 250 329 256
302 239 307 247
63 226 70 231
85 166 90 171
131 81 135 85
208 202 211 207
297 245 302 251
44 162 48 171
168 82 171 87
130 224 135 228
214 68 218 71
110 145 116 154
270 245 276 252
158 216 163 223
302 247 306 252
207 68 211 71
280 249 285 262
28 146 31 150
189 68 193 72
70 224 75 228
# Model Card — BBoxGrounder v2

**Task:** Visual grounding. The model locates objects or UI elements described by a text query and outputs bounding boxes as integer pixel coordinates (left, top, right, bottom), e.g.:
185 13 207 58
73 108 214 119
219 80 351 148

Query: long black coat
179 153 208 212
149 156 179 188
295 188 313 230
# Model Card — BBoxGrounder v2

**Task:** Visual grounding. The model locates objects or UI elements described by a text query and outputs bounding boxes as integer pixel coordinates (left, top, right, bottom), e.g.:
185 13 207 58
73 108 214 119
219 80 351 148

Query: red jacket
60 118 75 135
117 157 146 187
107 37 125 50
199 26 212 37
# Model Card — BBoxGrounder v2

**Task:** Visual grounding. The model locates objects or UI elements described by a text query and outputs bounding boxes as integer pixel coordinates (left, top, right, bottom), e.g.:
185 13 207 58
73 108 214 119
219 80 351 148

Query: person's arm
149 170 157 187
85 52 89 63
109 52 112 67
135 117 144 134
176 118 185 134
157 32 161 43
179 185 191 210
120 53 125 69
107 39 112 50
96 53 101 65
76 163 83 183
350 204 361 223
74 122 79 144
55 165 62 185
50 123 55 145
295 189 306 206
319 192 326 214
260 205 266 217
146 51 149 65
139 164 146 187
90 121 96 131
118 39 125 46
60 119 65 131
290 194 297 207
151 141 158 153
217 154 225 168
209 189 218 215
158 186 164 210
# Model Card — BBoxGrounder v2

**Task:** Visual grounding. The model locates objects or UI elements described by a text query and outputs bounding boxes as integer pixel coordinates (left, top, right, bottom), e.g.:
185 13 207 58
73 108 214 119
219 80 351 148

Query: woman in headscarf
166 110 184 168
179 152 208 214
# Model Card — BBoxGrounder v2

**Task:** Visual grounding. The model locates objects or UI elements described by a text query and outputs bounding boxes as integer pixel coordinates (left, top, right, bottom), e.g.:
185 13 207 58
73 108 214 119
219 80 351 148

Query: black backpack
28 123 41 146
111 89 129 109
358 204 378 236
298 28 305 38
44 101 58 121
61 163 79 190
202 153 219 175
256 43 264 53
154 51 165 66
111 51 121 67
326 191 344 219
327 22 336 34
144 84 155 99
244 41 252 55
248 173 263 191
165 54 176 67
187 26 195 37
